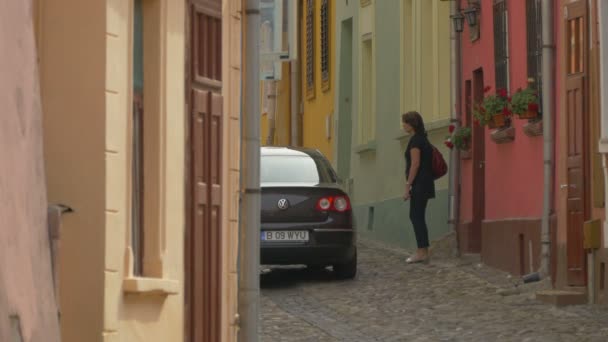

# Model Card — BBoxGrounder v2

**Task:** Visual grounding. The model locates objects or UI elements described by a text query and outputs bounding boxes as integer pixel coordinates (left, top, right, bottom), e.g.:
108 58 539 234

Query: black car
260 147 357 279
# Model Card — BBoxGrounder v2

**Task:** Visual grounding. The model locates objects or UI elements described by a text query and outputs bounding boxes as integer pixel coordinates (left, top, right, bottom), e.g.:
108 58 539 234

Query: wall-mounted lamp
462 3 479 27
450 12 465 33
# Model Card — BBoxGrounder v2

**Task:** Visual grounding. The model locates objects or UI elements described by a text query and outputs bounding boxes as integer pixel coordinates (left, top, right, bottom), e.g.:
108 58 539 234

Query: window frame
493 0 510 93
306 0 315 99
320 0 330 91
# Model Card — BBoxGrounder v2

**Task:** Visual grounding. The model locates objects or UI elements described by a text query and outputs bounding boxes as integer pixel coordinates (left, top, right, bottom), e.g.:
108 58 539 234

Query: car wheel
333 250 357 280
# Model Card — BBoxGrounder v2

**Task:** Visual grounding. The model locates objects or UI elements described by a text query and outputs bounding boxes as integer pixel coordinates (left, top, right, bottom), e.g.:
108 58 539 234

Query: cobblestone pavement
260 238 608 342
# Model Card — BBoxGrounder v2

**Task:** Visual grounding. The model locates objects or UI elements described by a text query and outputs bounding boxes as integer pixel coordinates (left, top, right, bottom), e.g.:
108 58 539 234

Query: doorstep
536 288 587 307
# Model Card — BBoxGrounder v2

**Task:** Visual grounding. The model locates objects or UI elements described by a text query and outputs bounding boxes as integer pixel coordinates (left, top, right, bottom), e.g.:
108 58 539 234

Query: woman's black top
405 132 436 199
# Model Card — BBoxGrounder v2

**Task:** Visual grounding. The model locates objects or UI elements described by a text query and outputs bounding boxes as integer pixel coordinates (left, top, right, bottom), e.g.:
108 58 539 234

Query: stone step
536 289 587 307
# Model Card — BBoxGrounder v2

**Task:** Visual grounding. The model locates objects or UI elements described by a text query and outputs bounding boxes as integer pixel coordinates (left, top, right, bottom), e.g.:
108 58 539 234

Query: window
306 0 315 97
261 156 326 184
132 0 144 276
360 37 374 144
321 0 330 89
493 0 509 92
132 0 162 277
526 0 542 97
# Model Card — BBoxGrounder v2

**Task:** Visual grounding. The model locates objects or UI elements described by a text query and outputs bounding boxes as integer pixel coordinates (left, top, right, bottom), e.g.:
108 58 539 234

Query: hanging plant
472 87 511 128
445 125 472 151
511 82 540 120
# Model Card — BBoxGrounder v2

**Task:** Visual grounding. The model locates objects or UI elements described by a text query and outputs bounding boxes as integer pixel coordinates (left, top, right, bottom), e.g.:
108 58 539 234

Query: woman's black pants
409 195 429 248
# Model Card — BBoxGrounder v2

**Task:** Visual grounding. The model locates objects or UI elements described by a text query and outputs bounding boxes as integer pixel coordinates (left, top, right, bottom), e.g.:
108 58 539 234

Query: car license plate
261 230 309 242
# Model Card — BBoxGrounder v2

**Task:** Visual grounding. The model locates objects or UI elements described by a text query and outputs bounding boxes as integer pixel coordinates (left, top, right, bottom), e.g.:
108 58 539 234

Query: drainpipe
448 0 462 255
238 0 260 340
536 0 555 281
291 60 299 146
265 80 278 145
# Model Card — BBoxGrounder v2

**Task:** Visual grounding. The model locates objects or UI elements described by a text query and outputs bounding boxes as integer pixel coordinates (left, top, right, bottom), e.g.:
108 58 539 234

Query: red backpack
431 145 448 180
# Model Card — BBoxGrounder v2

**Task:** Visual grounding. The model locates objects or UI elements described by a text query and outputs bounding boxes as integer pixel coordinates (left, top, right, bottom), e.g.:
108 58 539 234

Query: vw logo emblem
277 198 290 210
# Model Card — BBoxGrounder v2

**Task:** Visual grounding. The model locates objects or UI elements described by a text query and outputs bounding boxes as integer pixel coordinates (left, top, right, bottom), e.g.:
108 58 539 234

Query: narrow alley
261 239 608 342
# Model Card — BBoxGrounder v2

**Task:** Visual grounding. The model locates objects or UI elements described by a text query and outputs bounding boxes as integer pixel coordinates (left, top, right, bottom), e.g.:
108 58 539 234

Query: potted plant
473 87 511 129
511 82 539 120
445 125 472 158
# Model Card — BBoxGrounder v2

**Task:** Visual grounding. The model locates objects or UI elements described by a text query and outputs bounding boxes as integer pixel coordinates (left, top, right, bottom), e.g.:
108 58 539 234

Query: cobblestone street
261 239 608 342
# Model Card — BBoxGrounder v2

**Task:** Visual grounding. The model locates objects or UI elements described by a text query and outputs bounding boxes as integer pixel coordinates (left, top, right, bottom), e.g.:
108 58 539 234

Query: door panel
470 69 485 253
564 0 588 287
186 1 223 341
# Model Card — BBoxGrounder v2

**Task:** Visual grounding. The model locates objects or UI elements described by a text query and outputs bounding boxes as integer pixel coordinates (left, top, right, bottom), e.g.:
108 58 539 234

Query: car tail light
316 195 351 212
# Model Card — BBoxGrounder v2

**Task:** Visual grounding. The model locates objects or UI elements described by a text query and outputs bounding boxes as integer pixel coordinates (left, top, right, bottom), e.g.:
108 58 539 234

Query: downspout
265 80 278 145
598 0 608 281
536 0 555 281
291 60 299 146
448 0 462 255
238 0 260 340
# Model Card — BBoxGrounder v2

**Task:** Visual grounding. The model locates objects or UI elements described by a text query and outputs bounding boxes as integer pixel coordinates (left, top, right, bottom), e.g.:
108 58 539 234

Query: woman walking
402 111 435 264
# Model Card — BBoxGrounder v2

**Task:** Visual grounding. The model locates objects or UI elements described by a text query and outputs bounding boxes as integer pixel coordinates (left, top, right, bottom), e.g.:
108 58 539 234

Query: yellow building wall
301 0 335 161
38 0 187 341
400 0 451 122
260 62 292 146
37 0 107 340
108 0 184 341
222 0 242 340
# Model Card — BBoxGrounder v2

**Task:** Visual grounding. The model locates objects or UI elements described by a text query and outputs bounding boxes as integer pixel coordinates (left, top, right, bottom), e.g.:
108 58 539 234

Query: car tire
333 250 357 280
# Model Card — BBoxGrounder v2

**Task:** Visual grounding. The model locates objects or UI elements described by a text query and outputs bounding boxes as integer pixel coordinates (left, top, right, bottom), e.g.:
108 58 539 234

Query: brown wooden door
564 1 588 286
186 0 223 341
470 69 485 253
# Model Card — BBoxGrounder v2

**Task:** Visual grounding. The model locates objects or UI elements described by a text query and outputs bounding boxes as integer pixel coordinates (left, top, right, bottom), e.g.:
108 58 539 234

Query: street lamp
450 12 465 33
462 3 479 27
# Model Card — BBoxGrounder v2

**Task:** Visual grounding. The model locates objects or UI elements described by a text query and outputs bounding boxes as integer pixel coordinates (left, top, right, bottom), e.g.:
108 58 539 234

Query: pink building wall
460 0 552 223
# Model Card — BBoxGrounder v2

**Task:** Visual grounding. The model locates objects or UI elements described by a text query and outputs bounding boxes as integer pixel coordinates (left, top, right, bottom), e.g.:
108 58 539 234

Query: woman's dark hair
402 111 426 134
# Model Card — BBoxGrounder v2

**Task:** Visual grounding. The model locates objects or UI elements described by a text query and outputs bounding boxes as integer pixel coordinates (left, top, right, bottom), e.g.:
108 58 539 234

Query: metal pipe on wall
291 60 299 146
238 0 261 340
448 0 462 255
538 0 555 279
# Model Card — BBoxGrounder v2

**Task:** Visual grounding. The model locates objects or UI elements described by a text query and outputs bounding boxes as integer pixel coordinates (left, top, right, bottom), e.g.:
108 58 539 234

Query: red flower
449 124 455 133
484 86 492 93
444 141 454 149
497 88 508 98
502 106 512 117
473 119 480 127
528 103 539 112
507 96 512 102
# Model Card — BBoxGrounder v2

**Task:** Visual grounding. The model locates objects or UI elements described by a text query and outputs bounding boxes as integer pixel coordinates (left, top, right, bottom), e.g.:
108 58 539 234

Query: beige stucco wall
222 1 242 341
0 1 61 340
37 0 107 340
104 0 185 341
39 0 186 341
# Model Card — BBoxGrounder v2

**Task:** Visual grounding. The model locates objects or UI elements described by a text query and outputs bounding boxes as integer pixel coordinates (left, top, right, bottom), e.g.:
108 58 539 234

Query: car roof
261 146 325 158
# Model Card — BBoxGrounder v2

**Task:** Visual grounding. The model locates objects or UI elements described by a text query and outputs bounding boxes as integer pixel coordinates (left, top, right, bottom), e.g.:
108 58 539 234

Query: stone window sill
123 277 179 296
599 138 608 154
355 141 377 154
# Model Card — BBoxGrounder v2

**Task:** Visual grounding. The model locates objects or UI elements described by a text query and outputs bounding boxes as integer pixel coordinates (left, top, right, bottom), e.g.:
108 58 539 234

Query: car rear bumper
260 229 356 265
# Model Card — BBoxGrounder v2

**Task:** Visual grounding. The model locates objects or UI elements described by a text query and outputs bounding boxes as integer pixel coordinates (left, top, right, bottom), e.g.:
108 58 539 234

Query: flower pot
460 149 472 160
488 113 506 129
490 125 515 144
518 109 538 120
523 119 543 137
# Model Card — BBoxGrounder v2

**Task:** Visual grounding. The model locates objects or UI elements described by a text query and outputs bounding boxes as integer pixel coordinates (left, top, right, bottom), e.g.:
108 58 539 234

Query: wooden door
185 0 223 341
470 69 485 253
564 0 589 286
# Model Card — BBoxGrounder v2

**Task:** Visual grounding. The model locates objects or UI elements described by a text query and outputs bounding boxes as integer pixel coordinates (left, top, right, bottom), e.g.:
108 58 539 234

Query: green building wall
334 0 452 250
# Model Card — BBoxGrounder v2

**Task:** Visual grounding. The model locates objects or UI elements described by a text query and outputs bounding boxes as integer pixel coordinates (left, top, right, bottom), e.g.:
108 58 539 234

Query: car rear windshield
261 155 335 184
